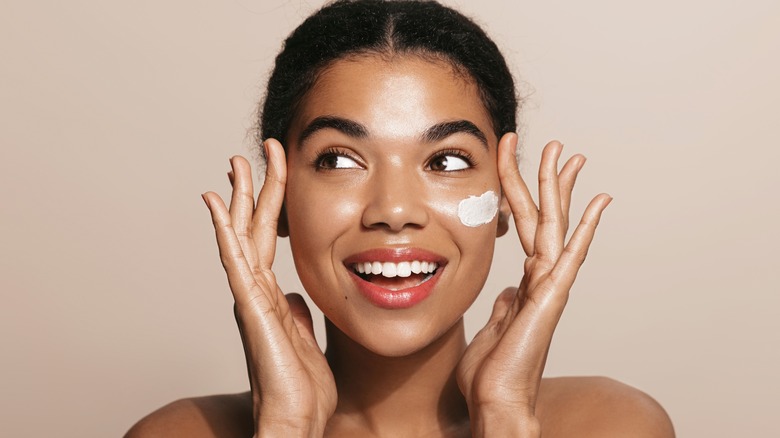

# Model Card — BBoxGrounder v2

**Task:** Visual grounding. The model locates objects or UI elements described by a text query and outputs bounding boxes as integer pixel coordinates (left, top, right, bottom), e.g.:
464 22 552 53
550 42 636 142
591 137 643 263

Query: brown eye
317 153 361 169
429 154 471 172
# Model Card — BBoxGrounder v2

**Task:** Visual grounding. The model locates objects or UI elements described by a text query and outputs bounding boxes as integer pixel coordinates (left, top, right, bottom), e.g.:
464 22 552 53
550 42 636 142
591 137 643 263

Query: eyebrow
296 116 488 149
298 116 368 148
421 120 488 149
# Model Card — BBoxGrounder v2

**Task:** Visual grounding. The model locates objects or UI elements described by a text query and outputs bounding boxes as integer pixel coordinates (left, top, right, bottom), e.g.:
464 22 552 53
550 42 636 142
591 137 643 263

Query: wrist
255 397 331 438
257 413 324 438
256 421 321 438
470 404 540 438
472 417 540 438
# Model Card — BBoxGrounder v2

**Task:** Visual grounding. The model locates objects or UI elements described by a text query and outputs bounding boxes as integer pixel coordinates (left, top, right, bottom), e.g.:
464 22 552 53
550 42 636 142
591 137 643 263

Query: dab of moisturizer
458 191 499 227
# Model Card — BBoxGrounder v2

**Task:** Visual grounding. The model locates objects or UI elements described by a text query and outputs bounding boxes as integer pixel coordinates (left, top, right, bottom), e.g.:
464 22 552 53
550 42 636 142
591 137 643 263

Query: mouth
344 248 446 309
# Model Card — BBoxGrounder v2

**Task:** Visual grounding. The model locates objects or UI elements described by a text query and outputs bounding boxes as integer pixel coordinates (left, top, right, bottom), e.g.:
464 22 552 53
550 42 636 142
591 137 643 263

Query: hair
256 0 518 152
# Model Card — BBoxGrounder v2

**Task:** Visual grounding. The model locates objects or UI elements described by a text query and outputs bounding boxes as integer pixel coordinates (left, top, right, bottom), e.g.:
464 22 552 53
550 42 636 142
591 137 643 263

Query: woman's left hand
456 136 612 437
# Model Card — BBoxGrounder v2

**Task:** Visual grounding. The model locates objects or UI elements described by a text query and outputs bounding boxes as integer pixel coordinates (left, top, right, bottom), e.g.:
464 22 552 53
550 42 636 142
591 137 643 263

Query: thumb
488 287 517 326
285 293 318 345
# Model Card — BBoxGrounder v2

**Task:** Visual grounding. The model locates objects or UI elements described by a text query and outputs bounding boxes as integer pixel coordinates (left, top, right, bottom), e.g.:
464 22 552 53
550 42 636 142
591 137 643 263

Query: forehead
289 54 496 144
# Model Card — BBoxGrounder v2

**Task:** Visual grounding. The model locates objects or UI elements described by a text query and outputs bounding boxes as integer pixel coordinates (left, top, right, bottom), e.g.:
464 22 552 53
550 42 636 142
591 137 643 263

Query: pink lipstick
344 248 446 309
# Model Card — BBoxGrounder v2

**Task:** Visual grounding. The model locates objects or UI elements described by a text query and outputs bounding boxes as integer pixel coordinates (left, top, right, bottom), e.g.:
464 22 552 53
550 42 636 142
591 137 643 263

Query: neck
324 318 470 437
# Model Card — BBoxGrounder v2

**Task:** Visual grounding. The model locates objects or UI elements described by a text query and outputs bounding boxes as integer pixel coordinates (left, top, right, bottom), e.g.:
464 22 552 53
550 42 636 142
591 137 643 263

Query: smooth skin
127 56 674 437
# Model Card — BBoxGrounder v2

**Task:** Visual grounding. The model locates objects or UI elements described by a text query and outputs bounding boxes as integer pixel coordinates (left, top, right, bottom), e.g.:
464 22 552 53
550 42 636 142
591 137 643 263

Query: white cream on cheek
457 191 499 227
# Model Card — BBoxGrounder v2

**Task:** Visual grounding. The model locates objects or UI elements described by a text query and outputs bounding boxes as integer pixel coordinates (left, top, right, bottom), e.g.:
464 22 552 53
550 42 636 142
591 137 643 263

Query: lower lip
348 268 442 309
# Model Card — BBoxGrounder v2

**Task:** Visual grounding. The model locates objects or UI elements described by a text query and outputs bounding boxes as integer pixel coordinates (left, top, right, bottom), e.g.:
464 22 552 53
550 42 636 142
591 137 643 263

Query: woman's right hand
201 139 337 438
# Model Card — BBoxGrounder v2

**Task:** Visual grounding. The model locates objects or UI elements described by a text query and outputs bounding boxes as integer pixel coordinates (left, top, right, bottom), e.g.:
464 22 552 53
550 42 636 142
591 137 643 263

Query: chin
360 330 437 358
331 312 466 359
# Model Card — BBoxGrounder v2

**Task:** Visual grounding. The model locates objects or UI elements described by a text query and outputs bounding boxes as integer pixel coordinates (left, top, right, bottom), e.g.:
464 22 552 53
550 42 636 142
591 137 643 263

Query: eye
428 152 473 172
315 149 362 170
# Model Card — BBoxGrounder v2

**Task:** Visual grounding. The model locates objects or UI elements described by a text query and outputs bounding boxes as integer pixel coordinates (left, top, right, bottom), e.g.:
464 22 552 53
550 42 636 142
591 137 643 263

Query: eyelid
313 146 365 170
426 148 476 172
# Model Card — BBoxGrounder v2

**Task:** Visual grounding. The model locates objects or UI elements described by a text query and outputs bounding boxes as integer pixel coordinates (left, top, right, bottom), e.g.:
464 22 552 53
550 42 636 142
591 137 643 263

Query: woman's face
284 54 507 356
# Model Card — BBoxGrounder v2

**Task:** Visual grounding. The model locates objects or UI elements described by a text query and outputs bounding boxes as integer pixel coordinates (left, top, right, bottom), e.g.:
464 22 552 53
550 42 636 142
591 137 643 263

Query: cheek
430 187 500 275
427 183 500 229
457 190 500 227
286 183 362 253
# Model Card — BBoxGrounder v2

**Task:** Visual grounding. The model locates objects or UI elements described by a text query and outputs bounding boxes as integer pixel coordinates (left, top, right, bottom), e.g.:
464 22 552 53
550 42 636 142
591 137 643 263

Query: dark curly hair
257 0 518 152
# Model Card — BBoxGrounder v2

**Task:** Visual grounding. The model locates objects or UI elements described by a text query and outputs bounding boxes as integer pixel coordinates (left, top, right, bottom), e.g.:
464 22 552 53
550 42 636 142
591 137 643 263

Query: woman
128 1 674 436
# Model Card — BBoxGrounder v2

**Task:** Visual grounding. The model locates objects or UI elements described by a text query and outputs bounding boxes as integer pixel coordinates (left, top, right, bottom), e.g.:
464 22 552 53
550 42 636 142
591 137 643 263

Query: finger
508 267 531 318
534 141 566 261
286 293 318 346
229 156 260 269
558 154 586 233
252 138 288 269
550 193 612 288
202 192 272 311
498 132 538 256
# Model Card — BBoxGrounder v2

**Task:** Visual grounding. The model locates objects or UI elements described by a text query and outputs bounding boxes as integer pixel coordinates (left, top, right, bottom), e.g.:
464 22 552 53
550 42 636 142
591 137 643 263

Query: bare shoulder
125 392 253 438
536 376 675 438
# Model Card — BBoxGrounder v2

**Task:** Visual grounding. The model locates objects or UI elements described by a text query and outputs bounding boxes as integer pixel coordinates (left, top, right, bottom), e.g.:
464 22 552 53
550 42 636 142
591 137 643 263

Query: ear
496 192 510 237
277 201 289 237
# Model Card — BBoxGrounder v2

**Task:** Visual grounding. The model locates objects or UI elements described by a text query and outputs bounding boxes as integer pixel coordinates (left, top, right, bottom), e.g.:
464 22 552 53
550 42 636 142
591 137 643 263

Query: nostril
361 175 430 231
362 206 429 231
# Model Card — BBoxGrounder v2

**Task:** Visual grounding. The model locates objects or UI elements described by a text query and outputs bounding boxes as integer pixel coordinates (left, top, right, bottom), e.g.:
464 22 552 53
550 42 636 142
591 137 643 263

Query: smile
344 249 446 309
353 260 439 278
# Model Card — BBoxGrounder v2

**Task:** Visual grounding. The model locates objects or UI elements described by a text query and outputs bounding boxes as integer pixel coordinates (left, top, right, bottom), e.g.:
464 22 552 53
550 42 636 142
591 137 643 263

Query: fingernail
227 170 234 184
201 193 210 207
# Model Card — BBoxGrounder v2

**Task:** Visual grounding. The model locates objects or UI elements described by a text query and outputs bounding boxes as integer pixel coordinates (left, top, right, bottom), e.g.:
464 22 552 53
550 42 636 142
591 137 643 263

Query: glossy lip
344 248 448 310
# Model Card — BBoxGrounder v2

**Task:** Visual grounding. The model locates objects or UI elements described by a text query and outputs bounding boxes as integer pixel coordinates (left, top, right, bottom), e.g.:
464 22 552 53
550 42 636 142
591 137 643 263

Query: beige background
2 0 778 436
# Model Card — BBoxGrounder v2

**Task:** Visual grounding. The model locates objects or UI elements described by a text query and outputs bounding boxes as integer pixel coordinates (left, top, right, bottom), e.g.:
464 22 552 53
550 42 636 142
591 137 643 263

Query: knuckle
563 245 588 266
538 213 557 225
251 266 266 281
219 246 245 269
264 171 287 186
235 229 252 239
531 283 569 309
538 172 555 184
237 189 254 201
519 206 539 218
216 221 234 234
259 220 279 236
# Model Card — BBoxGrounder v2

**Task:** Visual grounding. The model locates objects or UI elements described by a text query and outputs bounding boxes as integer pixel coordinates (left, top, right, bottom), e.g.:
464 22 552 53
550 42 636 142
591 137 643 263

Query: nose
361 168 429 232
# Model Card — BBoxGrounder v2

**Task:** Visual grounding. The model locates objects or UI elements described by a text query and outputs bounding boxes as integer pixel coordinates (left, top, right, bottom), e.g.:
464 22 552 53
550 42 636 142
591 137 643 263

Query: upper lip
343 247 448 266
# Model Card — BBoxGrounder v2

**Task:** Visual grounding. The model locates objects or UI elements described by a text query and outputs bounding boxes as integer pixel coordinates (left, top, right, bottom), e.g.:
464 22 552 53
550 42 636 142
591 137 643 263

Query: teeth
352 260 439 278
382 262 397 278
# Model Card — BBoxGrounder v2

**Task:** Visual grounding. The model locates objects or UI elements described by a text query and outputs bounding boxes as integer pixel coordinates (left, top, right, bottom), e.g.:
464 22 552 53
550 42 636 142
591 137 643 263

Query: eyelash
427 149 476 172
312 147 361 170
312 147 476 171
